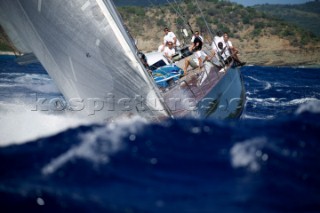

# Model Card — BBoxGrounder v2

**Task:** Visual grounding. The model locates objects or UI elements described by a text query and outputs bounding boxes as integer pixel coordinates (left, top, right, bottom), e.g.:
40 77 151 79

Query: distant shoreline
0 50 318 68
0 51 17 56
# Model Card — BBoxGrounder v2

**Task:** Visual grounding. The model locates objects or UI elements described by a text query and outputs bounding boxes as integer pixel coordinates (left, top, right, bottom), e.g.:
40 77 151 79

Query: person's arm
190 41 199 52
160 39 166 52
163 48 172 61
168 32 176 46
163 47 168 57
198 57 203 70
209 50 216 61
191 36 195 43
173 36 177 46
189 42 195 52
228 40 238 55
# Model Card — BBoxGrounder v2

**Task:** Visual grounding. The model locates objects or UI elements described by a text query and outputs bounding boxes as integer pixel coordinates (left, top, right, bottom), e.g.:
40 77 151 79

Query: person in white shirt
223 32 246 66
211 41 232 68
217 41 231 60
212 31 223 50
163 42 176 61
158 27 180 52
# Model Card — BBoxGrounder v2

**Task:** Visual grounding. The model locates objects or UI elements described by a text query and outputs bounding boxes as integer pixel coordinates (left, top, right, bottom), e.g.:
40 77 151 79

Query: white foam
0 73 59 93
246 97 281 106
281 98 320 107
0 83 17 88
13 74 60 93
0 102 94 147
247 76 272 90
247 97 319 107
230 137 267 172
246 76 261 83
264 82 272 90
27 83 60 94
241 114 274 120
295 99 320 114
42 116 148 175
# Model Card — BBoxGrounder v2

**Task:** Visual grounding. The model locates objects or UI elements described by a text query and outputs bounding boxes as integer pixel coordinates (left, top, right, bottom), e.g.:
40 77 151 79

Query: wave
241 114 275 120
14 74 60 94
230 137 268 172
247 96 319 107
0 73 60 94
0 102 95 147
246 75 272 90
42 116 148 175
0 113 319 212
295 99 320 114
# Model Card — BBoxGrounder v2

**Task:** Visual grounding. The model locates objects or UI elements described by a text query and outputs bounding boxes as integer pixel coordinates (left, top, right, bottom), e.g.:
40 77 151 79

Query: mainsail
0 0 171 121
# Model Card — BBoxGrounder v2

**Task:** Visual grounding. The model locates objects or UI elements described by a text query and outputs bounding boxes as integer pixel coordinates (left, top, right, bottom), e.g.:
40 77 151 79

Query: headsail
0 0 171 122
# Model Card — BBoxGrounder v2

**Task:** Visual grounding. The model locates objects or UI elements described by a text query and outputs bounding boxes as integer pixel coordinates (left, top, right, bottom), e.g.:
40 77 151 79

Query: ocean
0 55 320 212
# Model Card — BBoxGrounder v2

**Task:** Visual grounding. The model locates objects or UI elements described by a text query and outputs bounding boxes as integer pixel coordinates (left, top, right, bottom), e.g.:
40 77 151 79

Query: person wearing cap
158 27 180 52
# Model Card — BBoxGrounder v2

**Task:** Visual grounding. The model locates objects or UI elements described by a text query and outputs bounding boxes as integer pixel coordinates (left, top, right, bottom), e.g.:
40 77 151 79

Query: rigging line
166 0 194 35
147 0 187 46
148 0 172 29
148 0 166 17
147 0 180 47
172 0 184 18
1 30 20 57
165 0 187 26
178 0 195 34
157 0 188 47
167 0 195 40
193 1 219 48
194 0 214 41
193 0 225 66
166 0 182 18
168 0 189 29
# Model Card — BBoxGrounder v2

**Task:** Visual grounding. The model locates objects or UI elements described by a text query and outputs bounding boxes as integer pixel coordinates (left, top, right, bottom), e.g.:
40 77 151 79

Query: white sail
0 0 171 122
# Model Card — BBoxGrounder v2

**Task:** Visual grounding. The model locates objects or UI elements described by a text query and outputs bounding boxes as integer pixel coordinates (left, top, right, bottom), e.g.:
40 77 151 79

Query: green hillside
0 25 14 52
253 1 320 36
117 0 319 47
1 0 320 66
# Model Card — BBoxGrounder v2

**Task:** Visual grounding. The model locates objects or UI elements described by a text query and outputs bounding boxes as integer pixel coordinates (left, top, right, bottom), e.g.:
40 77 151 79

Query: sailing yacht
0 0 246 122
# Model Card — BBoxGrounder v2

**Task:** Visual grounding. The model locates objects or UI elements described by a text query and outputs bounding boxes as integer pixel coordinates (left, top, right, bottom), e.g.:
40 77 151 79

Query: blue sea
0 55 320 212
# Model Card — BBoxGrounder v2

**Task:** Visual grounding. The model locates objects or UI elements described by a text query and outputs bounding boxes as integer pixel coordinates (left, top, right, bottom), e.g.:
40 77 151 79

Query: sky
113 0 314 7
230 0 312 6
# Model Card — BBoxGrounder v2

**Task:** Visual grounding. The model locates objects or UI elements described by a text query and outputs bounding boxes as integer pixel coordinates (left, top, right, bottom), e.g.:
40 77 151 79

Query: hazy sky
230 0 312 6
113 0 313 7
